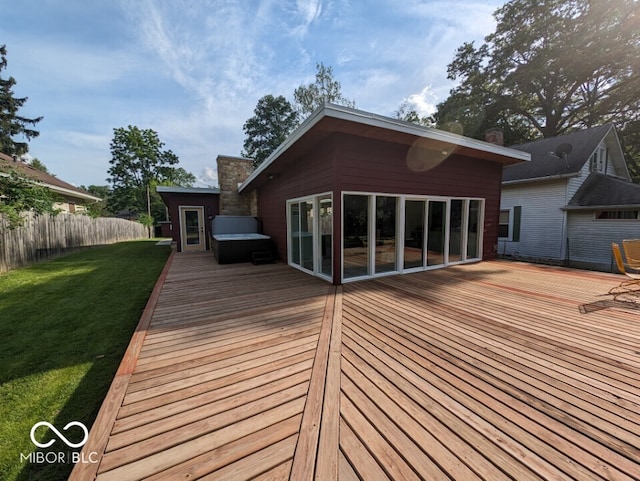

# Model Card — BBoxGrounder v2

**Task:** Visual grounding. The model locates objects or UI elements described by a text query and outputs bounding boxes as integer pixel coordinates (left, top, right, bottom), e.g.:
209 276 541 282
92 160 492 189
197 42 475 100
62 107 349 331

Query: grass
0 240 171 481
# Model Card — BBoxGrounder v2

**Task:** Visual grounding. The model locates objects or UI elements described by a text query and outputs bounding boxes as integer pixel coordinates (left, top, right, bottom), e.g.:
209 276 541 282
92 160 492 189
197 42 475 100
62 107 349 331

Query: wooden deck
71 252 640 480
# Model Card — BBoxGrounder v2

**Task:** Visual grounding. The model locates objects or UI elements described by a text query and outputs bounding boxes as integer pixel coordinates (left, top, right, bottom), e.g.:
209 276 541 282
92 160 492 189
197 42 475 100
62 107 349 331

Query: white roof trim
156 186 220 194
239 103 530 193
0 171 101 202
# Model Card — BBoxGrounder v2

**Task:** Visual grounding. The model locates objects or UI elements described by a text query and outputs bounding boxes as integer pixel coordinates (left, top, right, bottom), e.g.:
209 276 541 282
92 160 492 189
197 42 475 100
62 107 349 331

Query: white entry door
179 206 206 251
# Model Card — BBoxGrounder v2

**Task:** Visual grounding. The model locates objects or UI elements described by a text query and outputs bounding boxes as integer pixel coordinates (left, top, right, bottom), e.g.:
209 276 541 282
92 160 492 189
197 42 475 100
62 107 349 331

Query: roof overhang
156 186 220 195
0 171 102 202
562 204 640 211
502 172 580 186
239 104 530 193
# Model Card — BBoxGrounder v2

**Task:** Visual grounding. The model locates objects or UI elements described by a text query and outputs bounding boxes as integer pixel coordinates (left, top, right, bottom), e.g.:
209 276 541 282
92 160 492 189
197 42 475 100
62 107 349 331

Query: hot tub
210 216 273 264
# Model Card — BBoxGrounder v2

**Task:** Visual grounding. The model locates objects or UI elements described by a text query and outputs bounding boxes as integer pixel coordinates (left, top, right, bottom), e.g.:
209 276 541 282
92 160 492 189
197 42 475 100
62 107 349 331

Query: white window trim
498 208 512 241
286 192 333 282
341 191 484 283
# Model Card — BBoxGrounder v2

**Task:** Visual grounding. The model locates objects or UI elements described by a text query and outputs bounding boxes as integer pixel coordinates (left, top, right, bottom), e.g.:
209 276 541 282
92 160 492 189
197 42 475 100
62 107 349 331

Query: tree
0 170 59 228
394 100 433 127
0 45 42 156
79 185 113 218
29 157 49 174
293 62 355 117
435 0 640 147
107 126 181 224
242 95 299 168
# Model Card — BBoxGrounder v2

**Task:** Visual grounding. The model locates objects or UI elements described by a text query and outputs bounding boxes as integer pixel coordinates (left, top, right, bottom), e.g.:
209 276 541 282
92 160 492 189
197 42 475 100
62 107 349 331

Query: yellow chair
610 243 640 299
622 239 640 269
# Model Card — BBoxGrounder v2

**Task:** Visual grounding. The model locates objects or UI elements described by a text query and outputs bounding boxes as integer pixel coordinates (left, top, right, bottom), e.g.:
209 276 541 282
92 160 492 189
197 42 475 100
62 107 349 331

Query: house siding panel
256 141 335 264
334 134 503 260
567 211 640 271
161 193 219 249
500 180 567 260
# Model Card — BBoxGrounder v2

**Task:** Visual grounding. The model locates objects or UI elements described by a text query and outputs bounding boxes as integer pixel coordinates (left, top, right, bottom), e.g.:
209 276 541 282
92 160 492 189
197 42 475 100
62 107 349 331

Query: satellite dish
555 143 572 158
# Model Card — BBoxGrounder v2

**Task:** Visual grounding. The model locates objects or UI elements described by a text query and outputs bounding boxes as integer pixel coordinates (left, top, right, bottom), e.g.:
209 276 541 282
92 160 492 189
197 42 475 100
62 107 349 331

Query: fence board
0 212 148 273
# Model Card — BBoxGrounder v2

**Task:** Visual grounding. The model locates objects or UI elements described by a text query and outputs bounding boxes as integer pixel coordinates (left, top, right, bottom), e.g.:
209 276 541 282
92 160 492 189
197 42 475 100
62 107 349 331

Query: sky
1 0 503 188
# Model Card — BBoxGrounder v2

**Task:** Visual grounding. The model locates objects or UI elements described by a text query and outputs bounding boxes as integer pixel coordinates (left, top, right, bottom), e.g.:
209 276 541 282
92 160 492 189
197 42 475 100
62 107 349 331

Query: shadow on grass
0 240 170 481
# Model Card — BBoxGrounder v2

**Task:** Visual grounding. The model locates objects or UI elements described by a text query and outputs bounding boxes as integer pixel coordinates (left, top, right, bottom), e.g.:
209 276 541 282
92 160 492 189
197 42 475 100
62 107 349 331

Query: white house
500 124 640 271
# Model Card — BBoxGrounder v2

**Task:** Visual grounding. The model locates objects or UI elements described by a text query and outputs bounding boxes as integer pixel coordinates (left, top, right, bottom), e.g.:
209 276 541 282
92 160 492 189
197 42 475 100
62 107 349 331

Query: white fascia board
239 104 530 193
0 171 101 202
323 104 531 161
239 106 327 193
502 172 579 186
47 184 102 202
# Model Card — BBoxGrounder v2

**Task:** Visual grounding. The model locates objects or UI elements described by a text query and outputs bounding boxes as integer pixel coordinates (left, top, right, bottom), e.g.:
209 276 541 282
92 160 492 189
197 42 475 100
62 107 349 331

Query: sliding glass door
343 194 370 279
404 200 425 269
343 193 484 282
287 193 333 281
375 196 398 273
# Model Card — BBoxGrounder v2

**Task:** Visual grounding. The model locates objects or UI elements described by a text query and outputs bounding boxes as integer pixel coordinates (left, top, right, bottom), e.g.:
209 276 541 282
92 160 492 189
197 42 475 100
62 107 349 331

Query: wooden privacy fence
0 212 148 273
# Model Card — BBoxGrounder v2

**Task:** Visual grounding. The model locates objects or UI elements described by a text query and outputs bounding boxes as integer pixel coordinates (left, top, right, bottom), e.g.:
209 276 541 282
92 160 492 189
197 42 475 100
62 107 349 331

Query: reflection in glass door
343 194 370 279
375 196 397 273
319 195 332 277
427 201 446 266
467 199 481 259
300 201 314 271
179 206 205 251
449 199 464 263
404 200 425 269
287 194 332 281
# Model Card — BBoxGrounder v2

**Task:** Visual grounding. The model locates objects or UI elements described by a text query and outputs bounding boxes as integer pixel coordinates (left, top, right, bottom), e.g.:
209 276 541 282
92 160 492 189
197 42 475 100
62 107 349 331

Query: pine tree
0 44 42 156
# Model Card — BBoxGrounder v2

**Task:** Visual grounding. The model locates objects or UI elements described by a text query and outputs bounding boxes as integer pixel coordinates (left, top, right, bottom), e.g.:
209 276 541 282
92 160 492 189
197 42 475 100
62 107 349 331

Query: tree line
2 0 639 228
244 0 639 176
0 44 196 228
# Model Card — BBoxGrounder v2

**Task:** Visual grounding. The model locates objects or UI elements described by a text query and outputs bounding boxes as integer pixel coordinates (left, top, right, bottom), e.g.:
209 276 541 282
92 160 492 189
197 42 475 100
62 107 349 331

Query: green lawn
0 240 171 481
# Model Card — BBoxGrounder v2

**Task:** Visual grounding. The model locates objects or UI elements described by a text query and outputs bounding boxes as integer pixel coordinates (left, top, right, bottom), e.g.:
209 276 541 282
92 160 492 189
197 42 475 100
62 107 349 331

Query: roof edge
240 103 530 193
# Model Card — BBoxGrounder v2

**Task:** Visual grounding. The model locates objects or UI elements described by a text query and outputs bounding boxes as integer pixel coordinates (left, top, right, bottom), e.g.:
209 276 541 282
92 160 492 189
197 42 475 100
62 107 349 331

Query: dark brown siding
255 131 505 284
256 141 335 264
162 193 219 250
333 133 503 260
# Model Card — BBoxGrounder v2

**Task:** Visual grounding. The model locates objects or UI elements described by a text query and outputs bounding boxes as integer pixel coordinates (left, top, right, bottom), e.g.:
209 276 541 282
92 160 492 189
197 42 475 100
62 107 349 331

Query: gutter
502 172 579 186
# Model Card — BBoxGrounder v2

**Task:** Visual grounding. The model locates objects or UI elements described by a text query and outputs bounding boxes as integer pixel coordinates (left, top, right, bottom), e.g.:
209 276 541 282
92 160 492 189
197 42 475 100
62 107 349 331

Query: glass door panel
404 200 425 269
319 195 332 277
290 203 300 265
449 199 464 262
467 200 481 259
427 201 446 266
343 195 370 279
375 196 397 273
300 200 314 271
184 211 201 245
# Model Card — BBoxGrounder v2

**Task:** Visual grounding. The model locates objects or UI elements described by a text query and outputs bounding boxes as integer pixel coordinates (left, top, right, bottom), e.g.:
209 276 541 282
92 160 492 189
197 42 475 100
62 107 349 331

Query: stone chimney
216 155 255 216
484 128 504 146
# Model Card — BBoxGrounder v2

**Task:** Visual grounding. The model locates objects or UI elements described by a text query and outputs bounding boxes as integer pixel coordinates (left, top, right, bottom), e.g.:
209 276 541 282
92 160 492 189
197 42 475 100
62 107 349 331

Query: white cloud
403 86 438 117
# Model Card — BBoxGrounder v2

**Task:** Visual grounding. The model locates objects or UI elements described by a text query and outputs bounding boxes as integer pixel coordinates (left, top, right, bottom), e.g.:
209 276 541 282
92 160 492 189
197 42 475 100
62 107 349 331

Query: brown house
236 104 529 285
156 186 220 251
0 153 101 212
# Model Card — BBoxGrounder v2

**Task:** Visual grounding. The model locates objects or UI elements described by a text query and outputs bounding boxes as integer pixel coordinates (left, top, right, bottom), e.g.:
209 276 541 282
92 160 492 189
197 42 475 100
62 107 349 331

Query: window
595 210 639 220
590 145 607 173
287 193 333 280
342 193 484 282
499 210 510 238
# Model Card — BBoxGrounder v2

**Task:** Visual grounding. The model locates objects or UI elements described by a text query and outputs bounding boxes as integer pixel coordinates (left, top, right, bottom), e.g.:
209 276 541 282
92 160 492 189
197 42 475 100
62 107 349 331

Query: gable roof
502 124 614 183
239 103 530 193
565 172 640 209
0 153 101 202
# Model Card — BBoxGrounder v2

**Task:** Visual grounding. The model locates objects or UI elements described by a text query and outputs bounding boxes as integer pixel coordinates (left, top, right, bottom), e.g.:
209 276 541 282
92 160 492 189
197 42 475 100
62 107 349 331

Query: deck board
70 254 640 480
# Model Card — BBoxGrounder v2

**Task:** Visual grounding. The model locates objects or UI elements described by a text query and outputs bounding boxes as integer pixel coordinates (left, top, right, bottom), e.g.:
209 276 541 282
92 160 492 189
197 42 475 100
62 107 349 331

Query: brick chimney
216 155 255 216
484 128 504 146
